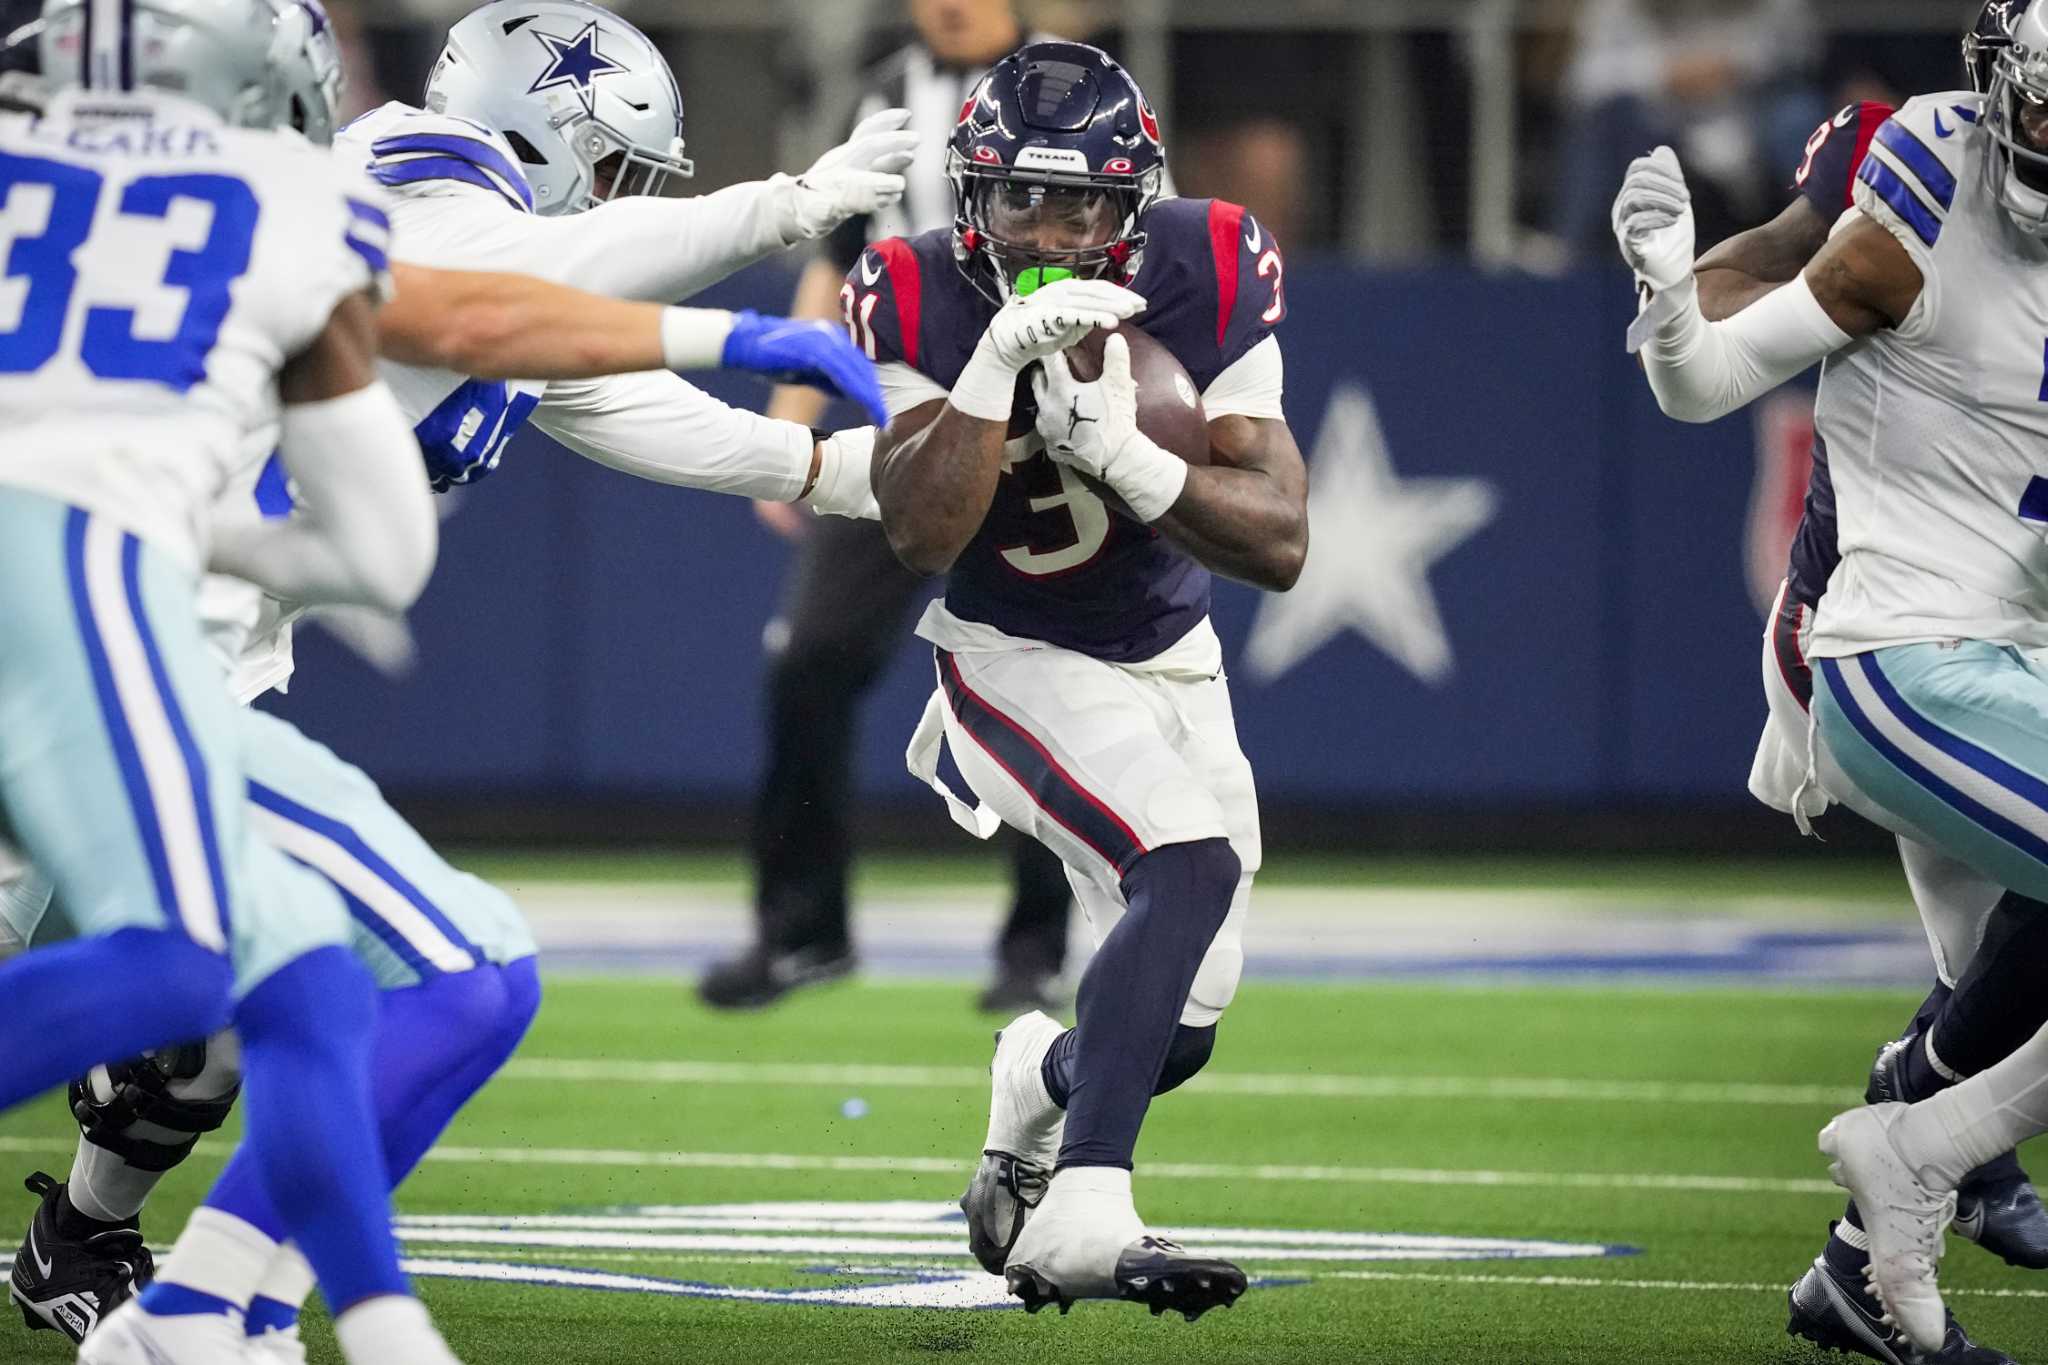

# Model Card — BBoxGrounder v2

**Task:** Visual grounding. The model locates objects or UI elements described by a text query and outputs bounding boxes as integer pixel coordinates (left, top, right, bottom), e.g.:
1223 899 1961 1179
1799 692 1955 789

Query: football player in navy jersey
858 41 1306 1319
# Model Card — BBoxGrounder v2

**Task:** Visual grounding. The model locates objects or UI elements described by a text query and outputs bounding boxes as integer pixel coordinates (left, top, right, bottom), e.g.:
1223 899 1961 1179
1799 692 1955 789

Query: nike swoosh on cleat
26 1225 51 1280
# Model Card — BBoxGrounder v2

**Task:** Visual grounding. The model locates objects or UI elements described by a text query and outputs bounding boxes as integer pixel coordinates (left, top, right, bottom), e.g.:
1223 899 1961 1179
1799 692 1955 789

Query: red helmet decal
1103 157 1135 174
972 145 1003 165
1138 100 1161 146
956 94 977 127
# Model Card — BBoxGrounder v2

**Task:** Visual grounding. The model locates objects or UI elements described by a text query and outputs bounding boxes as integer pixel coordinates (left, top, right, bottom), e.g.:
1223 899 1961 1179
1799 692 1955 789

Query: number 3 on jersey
0 151 258 390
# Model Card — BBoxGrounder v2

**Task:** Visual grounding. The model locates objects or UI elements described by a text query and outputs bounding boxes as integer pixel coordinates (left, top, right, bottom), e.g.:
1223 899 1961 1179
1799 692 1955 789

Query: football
1065 323 1212 468
1008 324 1211 475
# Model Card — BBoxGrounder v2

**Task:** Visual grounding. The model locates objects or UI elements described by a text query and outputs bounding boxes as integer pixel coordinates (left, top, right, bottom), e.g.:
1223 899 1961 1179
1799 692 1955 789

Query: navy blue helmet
1969 0 2032 94
946 40 1166 303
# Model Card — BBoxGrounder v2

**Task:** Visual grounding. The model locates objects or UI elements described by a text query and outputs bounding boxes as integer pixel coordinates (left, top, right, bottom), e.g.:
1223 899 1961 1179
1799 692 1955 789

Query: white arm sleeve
878 360 950 419
1200 336 1286 420
397 181 801 303
207 384 436 613
533 371 816 502
1640 275 1852 424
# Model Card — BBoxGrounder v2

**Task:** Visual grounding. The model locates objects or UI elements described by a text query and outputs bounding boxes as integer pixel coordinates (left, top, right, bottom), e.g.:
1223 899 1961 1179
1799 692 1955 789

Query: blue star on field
528 20 626 101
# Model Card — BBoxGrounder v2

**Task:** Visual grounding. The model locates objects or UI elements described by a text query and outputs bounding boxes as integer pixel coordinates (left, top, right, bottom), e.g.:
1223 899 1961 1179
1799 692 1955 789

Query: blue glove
721 310 891 428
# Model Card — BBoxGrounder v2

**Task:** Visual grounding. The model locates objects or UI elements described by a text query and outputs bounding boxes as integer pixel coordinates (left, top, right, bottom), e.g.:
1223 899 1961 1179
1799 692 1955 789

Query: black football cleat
1006 1234 1246 1323
696 942 856 1010
1786 1253 2013 1365
961 1151 1050 1276
1953 1170 2048 1270
9 1171 154 1344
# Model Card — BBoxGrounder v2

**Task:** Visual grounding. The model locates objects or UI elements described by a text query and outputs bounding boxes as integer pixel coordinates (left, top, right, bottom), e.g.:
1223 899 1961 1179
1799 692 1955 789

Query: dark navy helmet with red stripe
946 39 1166 303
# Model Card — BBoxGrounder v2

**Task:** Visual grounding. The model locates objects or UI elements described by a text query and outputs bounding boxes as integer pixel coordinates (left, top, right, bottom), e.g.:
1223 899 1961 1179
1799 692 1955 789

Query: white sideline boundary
502 1058 1860 1108
0 1139 1841 1197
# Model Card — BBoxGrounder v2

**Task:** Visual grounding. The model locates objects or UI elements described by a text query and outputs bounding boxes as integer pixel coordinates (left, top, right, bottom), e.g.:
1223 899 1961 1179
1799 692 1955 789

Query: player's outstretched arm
208 293 436 613
1615 148 1918 423
378 265 888 423
872 280 1148 575
465 110 916 305
1694 196 1834 321
530 370 877 518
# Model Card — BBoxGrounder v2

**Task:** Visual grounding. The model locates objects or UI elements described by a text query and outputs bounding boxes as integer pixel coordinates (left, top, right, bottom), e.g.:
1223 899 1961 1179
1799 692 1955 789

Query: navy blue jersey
852 197 1286 662
1783 103 1887 609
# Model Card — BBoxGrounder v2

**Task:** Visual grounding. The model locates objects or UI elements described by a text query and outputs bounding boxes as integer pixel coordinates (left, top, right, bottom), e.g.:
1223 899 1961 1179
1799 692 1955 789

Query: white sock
1893 1020 2048 1188
253 1244 317 1313
332 1295 451 1364
67 1137 165 1223
153 1207 280 1309
1037 1165 1135 1216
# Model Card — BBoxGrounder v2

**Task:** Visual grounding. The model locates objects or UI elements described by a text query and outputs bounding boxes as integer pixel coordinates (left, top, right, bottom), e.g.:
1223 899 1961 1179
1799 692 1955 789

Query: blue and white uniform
0 88 373 995
1804 93 2048 903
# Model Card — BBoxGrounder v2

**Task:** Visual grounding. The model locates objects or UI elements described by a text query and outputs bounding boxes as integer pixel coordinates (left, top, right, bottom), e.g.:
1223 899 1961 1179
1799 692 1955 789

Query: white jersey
0 90 384 572
1810 92 2048 657
207 101 818 701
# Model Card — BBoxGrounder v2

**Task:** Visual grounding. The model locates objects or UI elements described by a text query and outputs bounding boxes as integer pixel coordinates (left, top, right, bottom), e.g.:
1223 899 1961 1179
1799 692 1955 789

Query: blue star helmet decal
528 19 627 105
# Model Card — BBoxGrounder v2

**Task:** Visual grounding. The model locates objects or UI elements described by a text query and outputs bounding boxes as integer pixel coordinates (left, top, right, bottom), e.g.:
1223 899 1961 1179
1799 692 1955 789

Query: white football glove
780 108 921 240
1612 145 1696 295
948 279 1147 422
1031 333 1188 524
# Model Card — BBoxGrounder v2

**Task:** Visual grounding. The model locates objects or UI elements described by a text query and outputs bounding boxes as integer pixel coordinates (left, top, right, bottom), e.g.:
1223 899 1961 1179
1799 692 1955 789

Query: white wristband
1106 432 1189 524
661 307 735 372
949 334 1021 424
802 426 879 519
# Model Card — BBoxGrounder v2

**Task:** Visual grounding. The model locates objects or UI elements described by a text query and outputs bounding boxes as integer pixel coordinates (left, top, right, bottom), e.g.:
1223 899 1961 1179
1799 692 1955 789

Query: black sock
1925 893 2048 1078
1824 1208 1869 1275
1054 839 1238 1171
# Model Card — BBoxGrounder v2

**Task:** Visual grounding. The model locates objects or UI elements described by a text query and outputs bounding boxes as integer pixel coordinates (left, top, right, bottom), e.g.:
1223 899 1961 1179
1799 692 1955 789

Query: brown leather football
1009 325 1211 472
1064 323 1211 467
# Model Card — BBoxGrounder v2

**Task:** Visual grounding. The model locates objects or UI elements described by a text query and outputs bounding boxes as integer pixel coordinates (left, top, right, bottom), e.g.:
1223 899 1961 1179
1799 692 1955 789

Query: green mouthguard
1013 266 1076 298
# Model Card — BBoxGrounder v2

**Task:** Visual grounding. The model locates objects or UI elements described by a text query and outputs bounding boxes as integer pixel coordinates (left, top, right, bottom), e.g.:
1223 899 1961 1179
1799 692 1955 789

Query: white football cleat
960 1011 1066 1274
243 1321 308 1364
78 1295 248 1365
1003 1169 1246 1321
1820 1104 1958 1356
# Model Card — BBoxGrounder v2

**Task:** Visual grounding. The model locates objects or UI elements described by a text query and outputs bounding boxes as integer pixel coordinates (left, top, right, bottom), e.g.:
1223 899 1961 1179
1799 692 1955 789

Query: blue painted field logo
396 1201 1636 1310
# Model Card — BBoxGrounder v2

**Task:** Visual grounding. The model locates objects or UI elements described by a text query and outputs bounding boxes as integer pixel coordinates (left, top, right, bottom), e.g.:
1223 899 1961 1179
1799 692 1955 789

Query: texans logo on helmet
528 19 627 107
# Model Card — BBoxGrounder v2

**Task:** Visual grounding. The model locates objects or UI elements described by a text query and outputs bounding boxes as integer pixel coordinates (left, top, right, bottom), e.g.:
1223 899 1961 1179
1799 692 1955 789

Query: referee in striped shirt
701 0 1073 1012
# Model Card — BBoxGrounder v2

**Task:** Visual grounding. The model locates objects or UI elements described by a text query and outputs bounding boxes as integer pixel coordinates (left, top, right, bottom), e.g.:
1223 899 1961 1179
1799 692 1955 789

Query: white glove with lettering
1031 333 1187 524
1612 145 1696 295
948 279 1147 422
779 108 921 241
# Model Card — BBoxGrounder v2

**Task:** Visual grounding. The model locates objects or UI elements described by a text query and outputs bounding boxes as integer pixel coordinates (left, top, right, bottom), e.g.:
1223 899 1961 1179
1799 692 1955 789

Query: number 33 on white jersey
0 89 390 571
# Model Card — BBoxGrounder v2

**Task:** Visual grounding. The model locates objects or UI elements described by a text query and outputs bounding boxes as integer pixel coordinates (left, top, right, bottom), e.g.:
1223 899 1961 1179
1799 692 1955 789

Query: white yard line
0 1137 1846 1195
1318 1269 2048 1302
503 1057 1858 1107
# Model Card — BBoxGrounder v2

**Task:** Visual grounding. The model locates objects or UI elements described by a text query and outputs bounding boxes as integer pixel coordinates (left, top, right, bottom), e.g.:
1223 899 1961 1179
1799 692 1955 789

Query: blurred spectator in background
700 0 1075 1014
1552 0 1823 258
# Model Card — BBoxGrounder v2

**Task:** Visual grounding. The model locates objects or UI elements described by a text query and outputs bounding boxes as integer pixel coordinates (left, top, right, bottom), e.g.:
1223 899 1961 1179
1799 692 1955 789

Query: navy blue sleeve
843 238 923 371
1794 102 1892 218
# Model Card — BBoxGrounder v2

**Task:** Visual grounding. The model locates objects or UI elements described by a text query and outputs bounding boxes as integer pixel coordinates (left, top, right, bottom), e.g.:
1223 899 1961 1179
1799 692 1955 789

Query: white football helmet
425 0 691 216
1988 1 2048 234
24 0 326 131
273 0 343 144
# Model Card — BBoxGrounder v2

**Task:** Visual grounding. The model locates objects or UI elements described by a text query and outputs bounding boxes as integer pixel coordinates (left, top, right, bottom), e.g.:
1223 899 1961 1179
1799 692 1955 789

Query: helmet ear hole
503 129 548 165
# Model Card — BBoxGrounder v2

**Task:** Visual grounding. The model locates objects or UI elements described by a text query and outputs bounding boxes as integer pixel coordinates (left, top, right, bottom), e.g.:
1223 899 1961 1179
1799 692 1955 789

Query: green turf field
3 855 2042 1364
